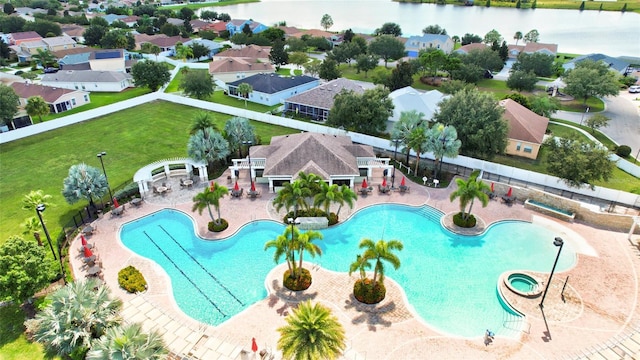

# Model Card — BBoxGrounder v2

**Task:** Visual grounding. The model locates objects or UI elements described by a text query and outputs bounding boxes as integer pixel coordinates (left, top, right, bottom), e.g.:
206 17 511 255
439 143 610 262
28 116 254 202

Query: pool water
120 204 575 338
509 274 538 292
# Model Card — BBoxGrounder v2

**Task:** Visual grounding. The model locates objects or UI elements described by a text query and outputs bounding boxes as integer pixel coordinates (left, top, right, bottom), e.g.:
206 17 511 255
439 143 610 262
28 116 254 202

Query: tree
462 48 504 72
585 113 611 134
86 323 167 360
335 185 357 217
261 27 285 42
223 116 255 158
0 38 10 61
418 48 447 78
355 54 378 78
450 62 484 84
175 42 193 62
516 0 521 8
289 52 309 70
131 61 171 91
83 25 107 47
313 182 342 214
100 29 131 50
506 70 538 91
192 183 228 226
180 70 214 99
544 136 614 189
320 14 333 31
461 33 482 45
318 58 341 81
327 87 393 135
499 41 509 62
504 93 531 108
426 123 462 179
514 31 523 45
286 37 307 52
0 16 26 33
27 279 122 358
376 22 402 37
25 96 50 123
369 35 405 68
524 29 540 43
434 89 507 160
141 42 161 60
187 128 230 171
356 238 403 288
529 93 560 117
190 42 210 60
0 84 19 126
236 82 253 108
24 19 61 37
0 236 56 303
579 1 585 10
62 163 108 209
3 2 14 14
272 175 314 218
31 48 55 67
303 61 322 78
179 6 194 20
269 39 288 70
390 110 427 165
422 24 447 35
564 60 620 105
483 29 502 44
189 112 217 135
22 216 43 246
328 42 362 66
449 170 490 221
277 300 346 360
386 61 415 91
512 52 554 77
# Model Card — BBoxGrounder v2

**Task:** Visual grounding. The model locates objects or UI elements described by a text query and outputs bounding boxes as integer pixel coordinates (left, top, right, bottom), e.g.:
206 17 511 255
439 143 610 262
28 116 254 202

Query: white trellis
133 158 207 196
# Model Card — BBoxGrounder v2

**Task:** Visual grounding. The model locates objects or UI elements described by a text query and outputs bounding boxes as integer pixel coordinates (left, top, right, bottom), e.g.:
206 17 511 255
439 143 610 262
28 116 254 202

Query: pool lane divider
143 230 227 317
158 225 244 306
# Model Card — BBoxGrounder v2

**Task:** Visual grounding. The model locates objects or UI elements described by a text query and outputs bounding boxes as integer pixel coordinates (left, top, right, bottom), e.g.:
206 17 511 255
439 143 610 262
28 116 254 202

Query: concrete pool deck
69 171 640 360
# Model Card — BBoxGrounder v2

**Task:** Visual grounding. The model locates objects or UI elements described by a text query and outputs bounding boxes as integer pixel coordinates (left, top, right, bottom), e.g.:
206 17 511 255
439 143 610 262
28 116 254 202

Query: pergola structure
133 158 207 196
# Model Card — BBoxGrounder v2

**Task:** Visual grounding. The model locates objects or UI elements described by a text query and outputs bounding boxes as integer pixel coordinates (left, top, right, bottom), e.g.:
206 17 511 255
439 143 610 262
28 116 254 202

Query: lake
200 0 640 57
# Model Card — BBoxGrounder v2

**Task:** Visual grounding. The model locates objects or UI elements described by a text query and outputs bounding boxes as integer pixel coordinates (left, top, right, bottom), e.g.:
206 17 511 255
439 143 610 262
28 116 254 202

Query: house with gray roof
42 70 133 92
59 49 135 72
405 34 454 57
389 87 449 123
100 14 127 25
182 38 223 60
11 82 90 115
563 53 631 75
227 73 320 106
283 78 376 122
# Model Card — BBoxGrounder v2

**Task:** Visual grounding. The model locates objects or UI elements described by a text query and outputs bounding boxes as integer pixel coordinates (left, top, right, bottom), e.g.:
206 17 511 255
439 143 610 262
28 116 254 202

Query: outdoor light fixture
539 237 564 309
390 139 401 190
36 204 56 260
242 140 253 180
97 151 114 203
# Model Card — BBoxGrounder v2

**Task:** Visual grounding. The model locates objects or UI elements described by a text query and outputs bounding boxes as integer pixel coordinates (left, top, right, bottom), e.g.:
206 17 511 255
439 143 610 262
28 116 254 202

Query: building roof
455 43 487 54
568 53 630 73
406 34 451 45
499 99 549 144
227 73 318 94
42 70 132 83
182 38 222 50
166 18 184 26
61 25 86 37
285 78 376 110
289 29 334 39
119 15 140 23
189 19 210 29
9 31 42 41
42 35 76 47
252 133 375 179
216 45 271 59
90 49 124 60
200 21 228 32
389 87 449 122
208 57 274 74
52 46 92 59
523 42 558 54
11 82 79 103
277 26 301 36
147 35 183 48
59 52 92 65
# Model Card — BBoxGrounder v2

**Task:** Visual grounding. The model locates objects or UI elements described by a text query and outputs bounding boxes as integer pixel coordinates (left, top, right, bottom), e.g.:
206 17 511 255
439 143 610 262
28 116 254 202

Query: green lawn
0 301 59 360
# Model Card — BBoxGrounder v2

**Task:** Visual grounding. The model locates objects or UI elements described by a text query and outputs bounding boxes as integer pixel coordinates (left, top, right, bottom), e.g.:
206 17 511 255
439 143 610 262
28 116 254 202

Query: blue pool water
120 204 575 338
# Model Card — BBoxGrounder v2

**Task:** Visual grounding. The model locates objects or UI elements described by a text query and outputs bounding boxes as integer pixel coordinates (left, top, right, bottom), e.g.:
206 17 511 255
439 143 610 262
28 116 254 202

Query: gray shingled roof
228 73 318 94
284 78 376 110
42 70 132 83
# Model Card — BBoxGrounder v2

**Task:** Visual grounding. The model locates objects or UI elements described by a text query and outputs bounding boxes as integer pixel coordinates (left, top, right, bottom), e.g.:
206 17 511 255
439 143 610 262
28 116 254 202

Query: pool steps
416 206 444 224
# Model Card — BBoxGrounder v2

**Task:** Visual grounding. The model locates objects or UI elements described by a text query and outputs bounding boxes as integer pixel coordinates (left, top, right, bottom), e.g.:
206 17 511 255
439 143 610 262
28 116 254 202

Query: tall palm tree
449 170 490 221
358 238 403 288
22 216 43 246
426 123 462 179
22 190 54 212
348 254 370 281
189 112 217 135
295 230 323 277
187 127 230 171
236 83 253 108
32 48 55 68
223 116 255 158
513 31 523 45
390 110 426 166
25 95 50 123
313 182 342 214
277 300 346 360
62 163 109 209
273 180 312 218
192 183 228 225
29 279 122 358
175 42 193 62
336 185 357 217
264 228 297 275
86 323 167 360
407 126 429 175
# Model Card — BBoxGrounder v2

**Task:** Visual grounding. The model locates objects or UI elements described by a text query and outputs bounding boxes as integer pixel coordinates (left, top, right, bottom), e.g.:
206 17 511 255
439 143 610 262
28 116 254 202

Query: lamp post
97 151 113 203
288 217 298 241
36 204 56 260
539 237 564 309
242 140 253 180
579 107 590 126
390 139 400 190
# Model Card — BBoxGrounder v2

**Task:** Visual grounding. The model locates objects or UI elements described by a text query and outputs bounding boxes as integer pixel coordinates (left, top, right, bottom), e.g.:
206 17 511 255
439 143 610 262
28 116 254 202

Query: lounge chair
378 184 390 194
232 188 243 198
399 185 410 193
247 190 261 198
359 188 369 196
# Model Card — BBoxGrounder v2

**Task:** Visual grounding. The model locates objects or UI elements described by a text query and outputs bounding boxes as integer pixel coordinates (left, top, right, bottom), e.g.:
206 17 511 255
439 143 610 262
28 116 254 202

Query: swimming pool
120 204 575 338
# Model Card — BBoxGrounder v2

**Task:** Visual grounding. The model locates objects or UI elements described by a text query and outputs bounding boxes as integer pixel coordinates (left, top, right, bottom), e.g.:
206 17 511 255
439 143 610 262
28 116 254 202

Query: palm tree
86 323 167 360
22 190 54 212
236 82 253 108
189 112 217 135
313 182 342 214
406 126 429 175
192 183 228 226
449 170 490 221
273 180 312 218
348 254 371 281
390 110 426 166
31 48 55 68
22 216 43 246
187 127 230 171
277 300 346 360
358 238 403 288
426 123 462 179
514 31 523 45
336 185 357 217
62 163 109 209
175 42 193 62
28 279 122 358
25 96 50 123
264 228 296 275
223 116 255 158
295 230 323 277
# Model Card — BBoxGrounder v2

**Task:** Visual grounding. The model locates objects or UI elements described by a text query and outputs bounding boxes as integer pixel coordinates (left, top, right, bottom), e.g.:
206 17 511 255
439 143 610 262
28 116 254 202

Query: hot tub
504 272 543 298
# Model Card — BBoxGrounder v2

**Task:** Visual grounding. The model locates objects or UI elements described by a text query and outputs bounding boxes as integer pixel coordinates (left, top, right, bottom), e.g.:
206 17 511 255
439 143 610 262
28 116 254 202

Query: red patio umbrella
250 181 256 192
210 181 215 191
234 181 239 191
400 176 406 187
81 234 87 246
251 338 258 353
490 182 495 193
112 197 119 208
83 245 93 258
362 178 368 189
506 187 512 197
381 177 387 188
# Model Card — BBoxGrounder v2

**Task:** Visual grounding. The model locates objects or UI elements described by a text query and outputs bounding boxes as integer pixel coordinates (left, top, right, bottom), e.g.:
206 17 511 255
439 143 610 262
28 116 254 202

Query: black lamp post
36 204 56 260
288 217 298 241
97 151 113 203
390 139 400 190
242 140 253 180
539 237 564 309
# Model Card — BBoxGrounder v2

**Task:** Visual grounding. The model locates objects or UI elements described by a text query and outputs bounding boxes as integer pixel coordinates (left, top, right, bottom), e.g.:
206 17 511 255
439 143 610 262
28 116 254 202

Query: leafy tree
356 238 403 288
585 113 611 134
223 116 255 158
579 1 585 10
133 4 156 16
506 70 537 91
277 300 346 360
461 33 482 45
544 136 614 189
524 29 540 43
355 54 379 78
230 32 249 46
83 25 107 47
0 16 25 33
376 22 402 37
440 79 476 95
343 28 355 42
28 279 122 358
320 13 333 31
529 93 560 117
286 37 307 52
304 36 333 51
101 29 133 50
303 61 322 77
483 29 502 44
327 87 393 135
462 48 504 72
218 13 231 22
450 62 484 83
62 163 108 209
418 48 447 77
499 41 509 62
532 0 538 8
449 170 490 221
242 23 252 36
516 0 521 8
25 96 50 123
3 3 15 14
289 52 309 70
31 48 55 67
434 89 507 160
179 6 194 20
131 61 171 91
512 52 554 77
318 58 341 81
190 42 210 60
504 93 531 108
426 123 462 179
189 112 217 135
192 182 228 225
86 323 167 360
0 236 56 303
180 70 214 99
261 27 285 42
90 16 109 27
0 84 19 126
328 42 362 66
236 82 253 108
564 60 620 105
141 42 161 60
160 23 180 37
200 10 218 21
24 19 61 37
187 128 230 171
369 35 406 68
0 38 10 60
422 24 447 35
351 36 368 54
513 31 523 45
269 39 288 70
386 61 415 91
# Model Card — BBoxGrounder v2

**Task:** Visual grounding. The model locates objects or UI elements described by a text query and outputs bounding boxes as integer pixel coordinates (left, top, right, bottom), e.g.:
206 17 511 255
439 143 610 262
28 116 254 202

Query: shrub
452 212 477 228
113 182 140 201
283 268 312 291
208 219 228 232
14 70 24 75
118 266 147 293
616 145 632 157
328 212 338 225
353 278 386 304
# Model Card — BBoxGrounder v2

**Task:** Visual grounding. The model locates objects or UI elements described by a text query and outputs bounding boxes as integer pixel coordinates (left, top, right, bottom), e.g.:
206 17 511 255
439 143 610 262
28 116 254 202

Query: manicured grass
547 123 590 141
551 118 617 149
0 302 57 360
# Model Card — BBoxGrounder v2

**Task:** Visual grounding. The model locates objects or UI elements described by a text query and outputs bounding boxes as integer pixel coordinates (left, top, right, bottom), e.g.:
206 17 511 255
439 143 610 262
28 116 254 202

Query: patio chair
152 186 160 196
399 185 410 193
378 184 390 194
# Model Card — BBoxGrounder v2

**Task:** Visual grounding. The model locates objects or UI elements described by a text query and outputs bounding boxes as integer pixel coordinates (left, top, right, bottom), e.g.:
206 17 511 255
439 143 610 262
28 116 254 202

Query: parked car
629 85 640 93
44 67 58 73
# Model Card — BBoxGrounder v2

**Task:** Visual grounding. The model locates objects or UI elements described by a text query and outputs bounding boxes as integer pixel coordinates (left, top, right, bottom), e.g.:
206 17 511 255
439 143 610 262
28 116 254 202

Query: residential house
146 36 184 56
199 21 229 35
283 78 376 122
12 35 77 62
523 42 558 57
119 16 140 27
11 82 90 115
277 26 301 37
61 25 86 44
225 19 268 36
563 53 631 75
13 7 48 17
7 31 41 46
454 43 487 55
59 49 134 73
213 45 271 63
388 87 449 123
42 35 78 52
499 99 549 159
227 73 320 106
133 34 167 51
100 14 127 25
182 38 222 60
189 20 211 33
209 57 275 85
507 45 525 59
405 34 454 57
42 70 134 92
